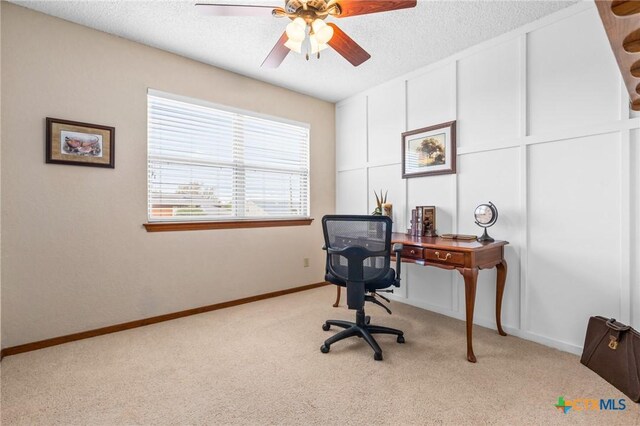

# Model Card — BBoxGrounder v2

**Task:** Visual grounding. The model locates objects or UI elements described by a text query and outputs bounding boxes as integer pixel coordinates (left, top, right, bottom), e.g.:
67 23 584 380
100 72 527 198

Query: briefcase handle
606 318 631 332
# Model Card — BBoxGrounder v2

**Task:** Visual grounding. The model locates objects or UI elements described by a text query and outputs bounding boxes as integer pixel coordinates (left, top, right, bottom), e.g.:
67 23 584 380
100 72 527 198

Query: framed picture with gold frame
46 117 115 168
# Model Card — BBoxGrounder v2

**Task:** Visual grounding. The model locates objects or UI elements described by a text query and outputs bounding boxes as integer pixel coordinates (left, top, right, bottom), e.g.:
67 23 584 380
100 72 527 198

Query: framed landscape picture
46 117 115 168
402 121 456 178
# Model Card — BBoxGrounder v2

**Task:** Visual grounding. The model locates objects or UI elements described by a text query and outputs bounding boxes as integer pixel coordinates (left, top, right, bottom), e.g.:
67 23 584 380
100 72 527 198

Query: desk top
391 233 508 253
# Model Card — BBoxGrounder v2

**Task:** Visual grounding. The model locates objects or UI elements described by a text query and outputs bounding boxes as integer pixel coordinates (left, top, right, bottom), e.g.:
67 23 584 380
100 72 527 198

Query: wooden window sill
143 218 314 232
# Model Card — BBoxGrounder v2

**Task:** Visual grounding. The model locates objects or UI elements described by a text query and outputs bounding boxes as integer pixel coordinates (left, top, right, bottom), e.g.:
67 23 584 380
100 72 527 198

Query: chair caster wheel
322 323 330 331
374 352 383 361
320 344 330 353
397 335 405 344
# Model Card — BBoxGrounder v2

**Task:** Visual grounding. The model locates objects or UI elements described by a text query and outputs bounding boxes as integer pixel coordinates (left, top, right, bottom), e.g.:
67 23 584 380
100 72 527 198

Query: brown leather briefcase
580 316 640 402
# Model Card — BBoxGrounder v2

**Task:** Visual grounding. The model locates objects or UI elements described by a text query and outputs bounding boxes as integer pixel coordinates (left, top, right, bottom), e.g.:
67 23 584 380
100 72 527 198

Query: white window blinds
147 90 310 222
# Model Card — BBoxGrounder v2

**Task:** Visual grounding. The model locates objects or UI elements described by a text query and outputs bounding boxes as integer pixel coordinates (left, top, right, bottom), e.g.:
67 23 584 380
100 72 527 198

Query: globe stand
477 227 494 243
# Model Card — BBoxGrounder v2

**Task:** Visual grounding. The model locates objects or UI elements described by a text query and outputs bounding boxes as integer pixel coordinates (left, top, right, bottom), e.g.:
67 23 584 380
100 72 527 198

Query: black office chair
320 215 405 361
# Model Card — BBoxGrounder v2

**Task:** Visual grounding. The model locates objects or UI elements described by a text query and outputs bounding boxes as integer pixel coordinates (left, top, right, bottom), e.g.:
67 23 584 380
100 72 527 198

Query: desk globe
474 202 498 242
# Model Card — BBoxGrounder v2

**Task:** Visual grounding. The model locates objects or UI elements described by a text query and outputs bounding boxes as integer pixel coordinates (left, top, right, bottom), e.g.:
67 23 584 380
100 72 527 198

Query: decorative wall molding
336 2 639 353
337 2 595 110
337 118 640 173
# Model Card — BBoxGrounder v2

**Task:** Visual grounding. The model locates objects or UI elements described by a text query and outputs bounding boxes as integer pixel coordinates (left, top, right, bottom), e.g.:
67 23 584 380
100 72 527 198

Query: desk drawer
425 249 465 266
402 246 423 259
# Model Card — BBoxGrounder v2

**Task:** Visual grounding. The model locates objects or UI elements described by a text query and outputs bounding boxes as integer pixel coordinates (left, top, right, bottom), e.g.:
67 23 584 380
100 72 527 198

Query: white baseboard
388 293 583 356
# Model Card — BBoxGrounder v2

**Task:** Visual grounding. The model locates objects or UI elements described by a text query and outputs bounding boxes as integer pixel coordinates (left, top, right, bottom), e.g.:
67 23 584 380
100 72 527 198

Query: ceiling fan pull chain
303 26 311 61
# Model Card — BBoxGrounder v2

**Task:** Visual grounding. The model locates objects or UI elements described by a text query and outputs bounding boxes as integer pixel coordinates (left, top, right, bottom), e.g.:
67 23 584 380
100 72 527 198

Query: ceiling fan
196 0 417 68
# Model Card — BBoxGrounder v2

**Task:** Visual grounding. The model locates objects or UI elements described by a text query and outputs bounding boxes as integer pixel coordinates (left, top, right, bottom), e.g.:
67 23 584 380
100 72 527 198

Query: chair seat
325 265 398 290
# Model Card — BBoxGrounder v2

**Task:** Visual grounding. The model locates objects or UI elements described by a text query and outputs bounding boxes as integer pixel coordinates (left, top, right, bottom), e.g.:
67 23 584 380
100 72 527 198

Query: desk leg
495 259 508 336
462 267 478 363
333 286 341 307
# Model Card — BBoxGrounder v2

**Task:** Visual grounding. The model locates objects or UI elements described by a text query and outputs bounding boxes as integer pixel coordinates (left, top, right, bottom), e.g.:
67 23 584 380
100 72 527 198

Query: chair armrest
393 243 403 284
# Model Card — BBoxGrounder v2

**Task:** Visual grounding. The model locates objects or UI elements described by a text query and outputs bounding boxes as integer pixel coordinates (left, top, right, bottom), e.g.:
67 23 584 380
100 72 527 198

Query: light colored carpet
1 285 638 425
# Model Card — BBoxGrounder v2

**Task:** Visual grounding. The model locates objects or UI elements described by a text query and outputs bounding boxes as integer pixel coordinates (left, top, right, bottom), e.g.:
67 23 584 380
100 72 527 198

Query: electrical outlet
303 258 310 267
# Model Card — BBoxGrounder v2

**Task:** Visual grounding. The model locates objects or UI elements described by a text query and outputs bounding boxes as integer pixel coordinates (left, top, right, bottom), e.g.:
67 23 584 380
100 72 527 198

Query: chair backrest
322 215 392 284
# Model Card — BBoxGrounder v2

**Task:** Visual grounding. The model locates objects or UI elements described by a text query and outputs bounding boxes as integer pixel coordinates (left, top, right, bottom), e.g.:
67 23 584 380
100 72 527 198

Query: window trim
143 218 314 232
146 89 311 226
148 89 310 130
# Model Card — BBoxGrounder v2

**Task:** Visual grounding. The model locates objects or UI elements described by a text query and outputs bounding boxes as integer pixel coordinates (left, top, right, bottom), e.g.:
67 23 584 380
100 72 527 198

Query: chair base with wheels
321 302 404 361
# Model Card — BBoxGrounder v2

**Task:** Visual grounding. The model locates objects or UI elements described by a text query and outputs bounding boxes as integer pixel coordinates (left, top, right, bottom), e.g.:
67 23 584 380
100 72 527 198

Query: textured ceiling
11 0 578 102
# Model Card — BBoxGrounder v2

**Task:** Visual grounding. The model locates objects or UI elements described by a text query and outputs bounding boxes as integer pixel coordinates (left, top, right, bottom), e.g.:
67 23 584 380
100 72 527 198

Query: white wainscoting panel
336 169 367 214
405 174 456 310
336 96 367 171
367 80 405 165
406 62 456 131
632 129 640 330
404 262 453 311
334 3 638 355
407 174 455 235
457 38 521 148
527 7 621 135
368 164 406 231
528 133 621 347
457 148 521 330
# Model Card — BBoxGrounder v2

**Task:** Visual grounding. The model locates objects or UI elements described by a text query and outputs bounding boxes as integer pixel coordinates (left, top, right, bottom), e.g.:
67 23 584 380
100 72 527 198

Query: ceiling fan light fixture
311 18 334 44
309 34 329 54
286 17 306 42
200 0 419 69
284 38 303 53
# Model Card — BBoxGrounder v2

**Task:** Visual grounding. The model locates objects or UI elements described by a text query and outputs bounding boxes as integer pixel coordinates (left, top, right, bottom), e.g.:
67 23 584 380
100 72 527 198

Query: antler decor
372 190 389 216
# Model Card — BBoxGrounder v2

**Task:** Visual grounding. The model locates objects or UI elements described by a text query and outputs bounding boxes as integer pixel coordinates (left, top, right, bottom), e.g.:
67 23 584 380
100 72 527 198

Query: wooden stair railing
595 1 640 110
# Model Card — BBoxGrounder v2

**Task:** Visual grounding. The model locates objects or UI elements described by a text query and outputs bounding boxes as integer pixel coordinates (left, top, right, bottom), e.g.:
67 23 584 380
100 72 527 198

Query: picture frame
402 121 456 178
416 205 437 237
46 117 115 168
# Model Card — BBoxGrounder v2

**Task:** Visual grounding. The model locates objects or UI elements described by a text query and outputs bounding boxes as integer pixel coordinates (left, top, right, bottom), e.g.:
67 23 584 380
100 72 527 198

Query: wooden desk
333 233 508 363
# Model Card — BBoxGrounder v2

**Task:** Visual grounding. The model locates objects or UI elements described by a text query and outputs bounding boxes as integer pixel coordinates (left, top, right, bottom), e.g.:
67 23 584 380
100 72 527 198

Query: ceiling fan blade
195 3 283 17
332 0 417 18
327 23 371 67
261 31 290 68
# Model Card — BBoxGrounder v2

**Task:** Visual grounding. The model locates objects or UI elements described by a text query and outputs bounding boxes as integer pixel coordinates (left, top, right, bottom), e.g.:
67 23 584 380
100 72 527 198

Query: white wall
632 128 640 330
336 2 639 354
1 3 335 348
0 2 3 350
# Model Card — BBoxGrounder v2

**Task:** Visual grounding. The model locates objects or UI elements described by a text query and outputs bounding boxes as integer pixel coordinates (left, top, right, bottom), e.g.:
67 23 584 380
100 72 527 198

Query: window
147 90 310 226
